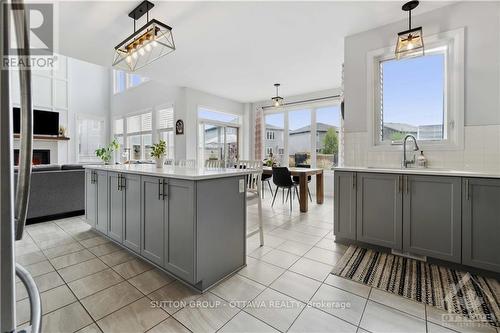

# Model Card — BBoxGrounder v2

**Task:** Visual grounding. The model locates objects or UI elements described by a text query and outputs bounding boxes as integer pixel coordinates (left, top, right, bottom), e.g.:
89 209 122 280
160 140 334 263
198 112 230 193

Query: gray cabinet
108 173 123 242
141 176 165 266
462 178 500 273
356 173 403 250
85 170 97 228
123 174 141 253
96 170 108 234
334 171 356 239
164 179 195 282
403 175 461 263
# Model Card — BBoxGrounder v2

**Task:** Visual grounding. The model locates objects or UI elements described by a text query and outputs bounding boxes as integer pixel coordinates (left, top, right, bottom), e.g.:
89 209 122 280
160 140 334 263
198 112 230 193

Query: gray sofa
14 164 85 223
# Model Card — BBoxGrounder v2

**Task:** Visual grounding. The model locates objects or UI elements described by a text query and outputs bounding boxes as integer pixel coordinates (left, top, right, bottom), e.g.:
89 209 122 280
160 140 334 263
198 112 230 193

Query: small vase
155 156 166 168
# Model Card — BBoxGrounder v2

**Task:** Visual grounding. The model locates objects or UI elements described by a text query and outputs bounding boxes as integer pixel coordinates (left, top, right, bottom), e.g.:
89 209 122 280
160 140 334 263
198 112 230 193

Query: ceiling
58 1 451 103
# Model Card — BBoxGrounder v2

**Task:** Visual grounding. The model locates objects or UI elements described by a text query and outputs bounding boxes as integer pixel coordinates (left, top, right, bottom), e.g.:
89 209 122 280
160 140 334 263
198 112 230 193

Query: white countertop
334 166 500 179
84 164 253 180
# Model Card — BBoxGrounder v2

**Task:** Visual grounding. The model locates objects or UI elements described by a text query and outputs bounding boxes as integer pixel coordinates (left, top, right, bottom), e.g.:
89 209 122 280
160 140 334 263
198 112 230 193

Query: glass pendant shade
271 83 284 107
395 27 424 60
113 19 175 72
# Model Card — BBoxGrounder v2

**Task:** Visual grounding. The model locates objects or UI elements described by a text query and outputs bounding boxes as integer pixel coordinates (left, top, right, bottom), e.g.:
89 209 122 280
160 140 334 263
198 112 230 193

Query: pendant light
395 0 424 60
112 0 175 72
271 83 284 107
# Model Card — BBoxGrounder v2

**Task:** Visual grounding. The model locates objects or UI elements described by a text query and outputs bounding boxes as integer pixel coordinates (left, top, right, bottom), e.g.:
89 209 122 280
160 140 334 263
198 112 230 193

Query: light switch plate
239 179 245 193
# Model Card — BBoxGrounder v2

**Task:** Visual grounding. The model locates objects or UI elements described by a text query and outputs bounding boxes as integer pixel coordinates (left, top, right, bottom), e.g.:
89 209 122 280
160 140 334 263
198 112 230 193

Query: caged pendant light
112 0 175 72
271 83 284 107
395 0 424 60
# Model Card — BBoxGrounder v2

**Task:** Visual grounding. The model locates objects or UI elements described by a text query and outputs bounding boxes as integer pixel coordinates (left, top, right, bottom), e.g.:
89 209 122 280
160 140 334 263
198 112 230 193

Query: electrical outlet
239 179 245 193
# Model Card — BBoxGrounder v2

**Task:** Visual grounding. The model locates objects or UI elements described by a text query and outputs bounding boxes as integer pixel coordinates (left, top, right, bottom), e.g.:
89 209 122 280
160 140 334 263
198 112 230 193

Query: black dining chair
272 167 300 212
261 173 274 198
293 164 312 202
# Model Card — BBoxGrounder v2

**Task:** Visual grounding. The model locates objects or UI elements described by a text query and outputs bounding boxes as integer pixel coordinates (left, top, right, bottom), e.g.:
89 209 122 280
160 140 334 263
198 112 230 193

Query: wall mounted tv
13 108 59 136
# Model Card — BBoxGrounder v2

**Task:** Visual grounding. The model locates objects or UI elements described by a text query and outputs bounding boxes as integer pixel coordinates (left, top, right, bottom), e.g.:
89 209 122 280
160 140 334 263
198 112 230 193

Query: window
266 131 275 140
264 113 285 165
316 106 340 169
126 111 152 160
113 70 149 94
369 28 464 149
77 115 105 162
157 107 175 159
289 109 311 167
265 147 273 156
198 108 240 124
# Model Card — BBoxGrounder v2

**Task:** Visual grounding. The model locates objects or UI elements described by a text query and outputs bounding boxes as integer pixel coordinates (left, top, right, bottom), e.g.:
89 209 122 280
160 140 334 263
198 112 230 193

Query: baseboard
26 210 85 225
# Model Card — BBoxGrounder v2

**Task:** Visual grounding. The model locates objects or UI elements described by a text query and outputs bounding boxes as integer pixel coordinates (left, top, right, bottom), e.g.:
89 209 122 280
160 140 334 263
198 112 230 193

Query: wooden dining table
263 166 324 213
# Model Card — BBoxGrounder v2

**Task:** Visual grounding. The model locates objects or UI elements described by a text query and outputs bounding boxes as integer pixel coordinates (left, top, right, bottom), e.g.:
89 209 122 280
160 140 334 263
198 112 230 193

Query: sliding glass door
199 123 239 166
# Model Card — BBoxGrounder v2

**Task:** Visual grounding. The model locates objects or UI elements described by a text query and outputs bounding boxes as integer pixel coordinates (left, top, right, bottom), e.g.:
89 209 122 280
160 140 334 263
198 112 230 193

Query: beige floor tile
238 257 285 286
16 250 46 266
270 271 321 303
36 236 76 250
276 240 313 256
311 284 367 326
80 236 110 248
324 275 371 298
304 247 343 266
58 258 108 283
289 257 332 282
369 288 425 319
42 242 84 259
24 260 55 277
50 249 96 269
219 311 279 333
71 229 100 242
315 238 348 254
260 249 301 269
77 323 103 333
113 258 153 279
425 305 497 333
41 302 93 333
267 228 322 245
128 269 175 295
99 249 136 266
248 246 274 259
88 242 122 257
147 318 191 333
97 297 169 333
16 271 65 301
68 268 124 299
244 288 305 332
16 298 32 326
289 306 357 333
211 274 265 307
359 300 426 333
173 293 239 333
280 223 330 237
40 284 77 314
81 281 143 320
427 322 460 333
148 280 202 315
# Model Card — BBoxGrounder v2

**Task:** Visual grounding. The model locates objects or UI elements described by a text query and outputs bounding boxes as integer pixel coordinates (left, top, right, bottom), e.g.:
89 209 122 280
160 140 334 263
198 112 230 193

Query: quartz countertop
84 164 253 180
333 166 500 179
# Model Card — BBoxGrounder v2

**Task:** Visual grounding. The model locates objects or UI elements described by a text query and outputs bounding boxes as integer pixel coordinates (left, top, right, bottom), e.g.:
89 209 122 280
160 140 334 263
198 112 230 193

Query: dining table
263 166 324 213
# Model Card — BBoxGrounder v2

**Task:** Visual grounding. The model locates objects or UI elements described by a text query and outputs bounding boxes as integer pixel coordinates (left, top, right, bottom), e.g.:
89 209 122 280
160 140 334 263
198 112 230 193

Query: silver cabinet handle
13 0 33 241
16 263 41 333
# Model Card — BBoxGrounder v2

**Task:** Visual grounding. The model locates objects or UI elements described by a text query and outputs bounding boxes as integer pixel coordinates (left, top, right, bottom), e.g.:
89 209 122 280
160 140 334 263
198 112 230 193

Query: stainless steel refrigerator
1 1 42 332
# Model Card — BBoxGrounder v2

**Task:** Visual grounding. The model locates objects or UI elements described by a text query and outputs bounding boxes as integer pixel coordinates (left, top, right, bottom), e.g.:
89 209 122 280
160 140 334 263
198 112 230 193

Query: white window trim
75 113 107 163
366 27 464 151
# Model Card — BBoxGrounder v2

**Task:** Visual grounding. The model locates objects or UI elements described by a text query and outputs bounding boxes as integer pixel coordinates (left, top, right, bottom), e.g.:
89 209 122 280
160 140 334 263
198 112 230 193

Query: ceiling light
112 0 175 72
395 0 424 60
271 83 284 107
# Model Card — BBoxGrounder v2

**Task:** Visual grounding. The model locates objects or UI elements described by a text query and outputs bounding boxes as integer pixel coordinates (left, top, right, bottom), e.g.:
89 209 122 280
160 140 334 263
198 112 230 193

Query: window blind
158 107 174 129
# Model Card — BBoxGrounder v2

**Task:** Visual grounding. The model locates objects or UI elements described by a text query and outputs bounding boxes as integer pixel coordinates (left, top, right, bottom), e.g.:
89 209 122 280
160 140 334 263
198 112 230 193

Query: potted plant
151 139 167 168
95 139 120 164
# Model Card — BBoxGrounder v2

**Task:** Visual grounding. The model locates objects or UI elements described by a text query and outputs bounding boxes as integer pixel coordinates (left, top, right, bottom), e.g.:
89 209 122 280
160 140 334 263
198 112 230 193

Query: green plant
95 139 120 163
150 140 167 159
322 128 338 155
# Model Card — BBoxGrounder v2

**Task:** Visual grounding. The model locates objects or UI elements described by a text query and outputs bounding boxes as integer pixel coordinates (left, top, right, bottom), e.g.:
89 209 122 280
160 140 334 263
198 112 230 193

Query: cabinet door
356 173 403 249
463 178 500 273
124 174 141 253
334 171 356 240
108 173 124 242
96 171 108 234
164 179 195 282
141 176 165 266
403 175 461 262
85 170 97 228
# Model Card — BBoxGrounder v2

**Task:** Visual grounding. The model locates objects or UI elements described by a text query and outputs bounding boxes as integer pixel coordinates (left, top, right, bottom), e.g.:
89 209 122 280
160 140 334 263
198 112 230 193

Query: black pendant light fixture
112 0 175 72
395 0 424 60
271 83 284 107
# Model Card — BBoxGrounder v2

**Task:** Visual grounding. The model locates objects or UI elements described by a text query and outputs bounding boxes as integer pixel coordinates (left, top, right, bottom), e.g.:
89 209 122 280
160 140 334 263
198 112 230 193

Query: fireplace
14 149 50 166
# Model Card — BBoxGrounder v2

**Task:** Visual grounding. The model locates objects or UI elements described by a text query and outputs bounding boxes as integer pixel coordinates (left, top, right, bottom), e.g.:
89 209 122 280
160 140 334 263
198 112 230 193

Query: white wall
343 2 500 172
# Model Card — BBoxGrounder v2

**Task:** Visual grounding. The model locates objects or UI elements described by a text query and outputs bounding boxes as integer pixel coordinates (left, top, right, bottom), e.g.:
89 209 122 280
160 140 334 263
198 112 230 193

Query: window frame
113 70 149 95
367 28 464 151
76 113 107 163
155 104 175 159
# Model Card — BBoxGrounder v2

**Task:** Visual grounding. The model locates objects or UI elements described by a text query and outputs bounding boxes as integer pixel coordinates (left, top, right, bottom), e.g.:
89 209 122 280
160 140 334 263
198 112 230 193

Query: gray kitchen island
84 164 251 291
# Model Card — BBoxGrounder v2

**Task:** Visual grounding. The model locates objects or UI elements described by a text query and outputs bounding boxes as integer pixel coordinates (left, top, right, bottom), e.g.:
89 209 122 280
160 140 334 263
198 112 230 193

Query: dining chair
205 159 223 168
292 164 313 202
176 159 196 168
246 169 264 247
261 173 274 199
272 167 300 212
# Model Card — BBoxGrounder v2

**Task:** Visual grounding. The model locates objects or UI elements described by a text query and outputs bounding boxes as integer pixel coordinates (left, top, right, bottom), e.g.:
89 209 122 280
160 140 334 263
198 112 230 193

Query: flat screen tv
13 108 59 136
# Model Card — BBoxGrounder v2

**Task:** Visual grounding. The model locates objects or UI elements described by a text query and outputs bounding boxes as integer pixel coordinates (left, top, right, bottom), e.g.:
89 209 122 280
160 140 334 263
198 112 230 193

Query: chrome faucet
402 134 420 168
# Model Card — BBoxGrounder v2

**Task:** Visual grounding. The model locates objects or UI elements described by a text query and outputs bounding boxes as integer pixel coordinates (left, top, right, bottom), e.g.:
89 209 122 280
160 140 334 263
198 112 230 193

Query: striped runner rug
332 246 500 328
